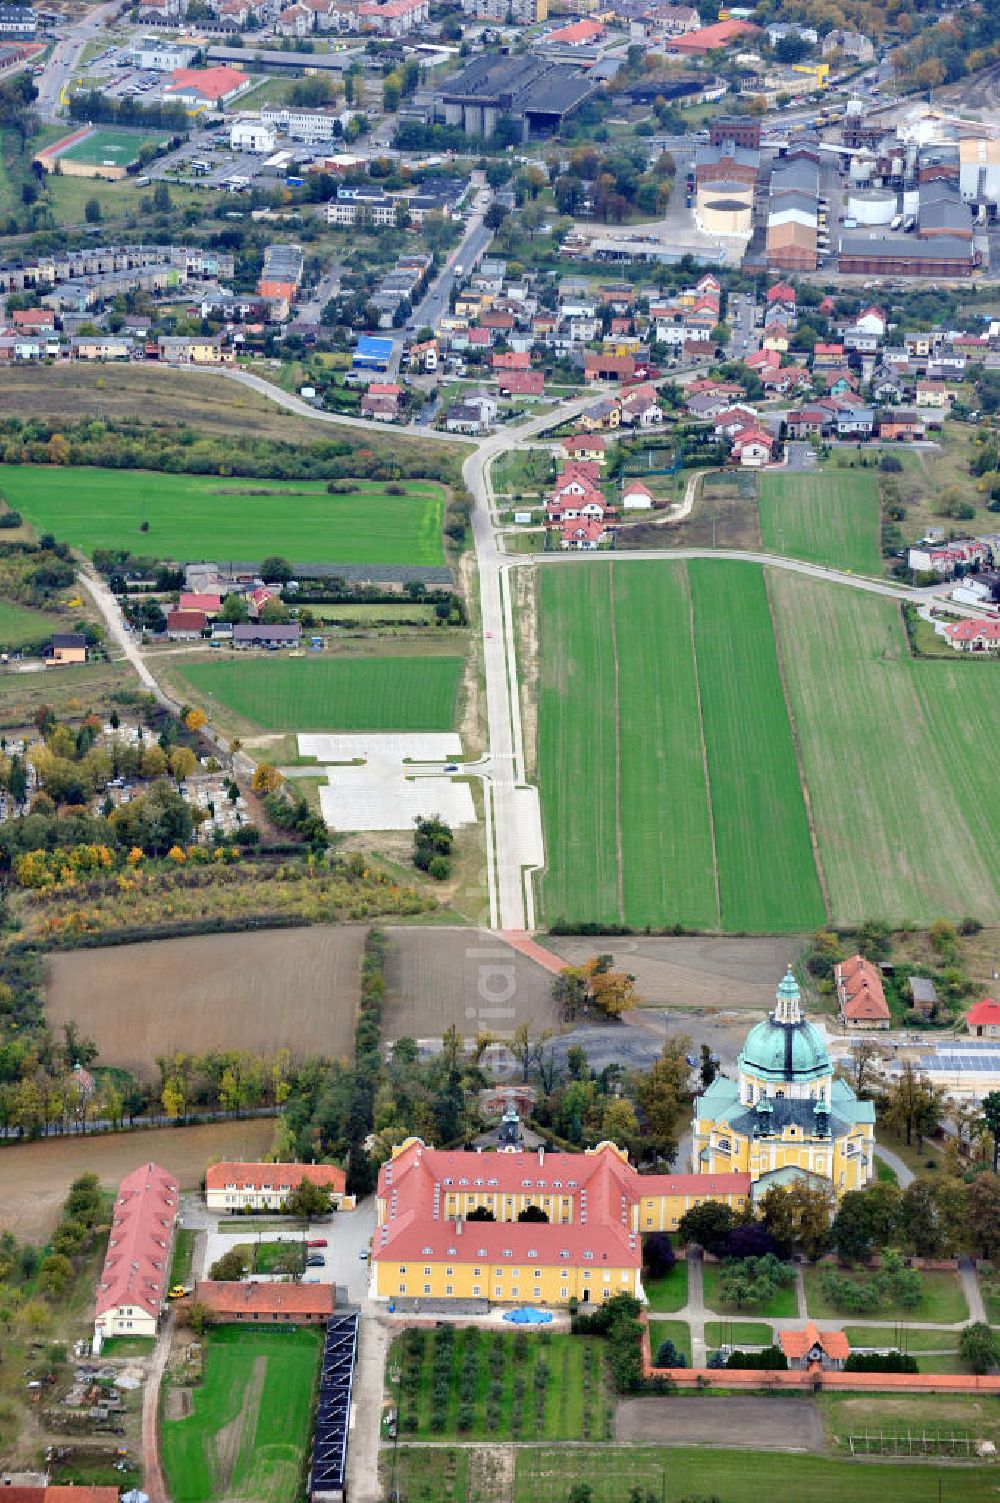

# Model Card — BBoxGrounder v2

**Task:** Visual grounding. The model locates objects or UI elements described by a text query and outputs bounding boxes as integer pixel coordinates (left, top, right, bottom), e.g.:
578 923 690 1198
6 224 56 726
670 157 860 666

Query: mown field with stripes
534 560 1000 932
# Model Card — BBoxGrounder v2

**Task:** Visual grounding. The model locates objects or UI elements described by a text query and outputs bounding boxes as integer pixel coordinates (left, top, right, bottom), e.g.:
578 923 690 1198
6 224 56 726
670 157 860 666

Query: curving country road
74 370 996 931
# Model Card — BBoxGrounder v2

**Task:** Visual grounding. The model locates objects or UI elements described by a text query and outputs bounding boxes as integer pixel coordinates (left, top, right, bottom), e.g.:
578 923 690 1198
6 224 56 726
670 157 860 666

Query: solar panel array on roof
309 1313 359 1502
920 1053 1000 1072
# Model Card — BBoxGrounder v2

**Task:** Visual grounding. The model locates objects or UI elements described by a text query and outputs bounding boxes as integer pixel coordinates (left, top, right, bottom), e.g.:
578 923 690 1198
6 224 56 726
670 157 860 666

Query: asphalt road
36 0 123 121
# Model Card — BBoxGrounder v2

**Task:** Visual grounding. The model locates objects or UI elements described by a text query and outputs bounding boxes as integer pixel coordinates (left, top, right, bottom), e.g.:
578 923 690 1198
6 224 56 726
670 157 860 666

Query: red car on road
306 1238 328 1248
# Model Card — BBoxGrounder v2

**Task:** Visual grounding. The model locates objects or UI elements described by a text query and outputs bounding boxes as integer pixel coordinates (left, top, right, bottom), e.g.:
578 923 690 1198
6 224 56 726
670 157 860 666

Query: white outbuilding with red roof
94 1162 178 1344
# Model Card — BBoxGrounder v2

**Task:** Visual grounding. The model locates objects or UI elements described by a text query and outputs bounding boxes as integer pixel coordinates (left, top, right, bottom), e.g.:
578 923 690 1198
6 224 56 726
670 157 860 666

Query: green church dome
737 969 831 1084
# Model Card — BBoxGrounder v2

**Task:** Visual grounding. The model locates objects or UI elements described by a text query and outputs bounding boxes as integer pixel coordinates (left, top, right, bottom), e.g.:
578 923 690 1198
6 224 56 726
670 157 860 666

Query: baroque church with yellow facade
692 969 876 1198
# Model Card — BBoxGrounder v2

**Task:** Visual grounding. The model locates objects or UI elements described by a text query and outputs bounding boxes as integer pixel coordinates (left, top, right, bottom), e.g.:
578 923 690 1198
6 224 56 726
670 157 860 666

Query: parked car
359 1249 370 1261
307 1238 328 1248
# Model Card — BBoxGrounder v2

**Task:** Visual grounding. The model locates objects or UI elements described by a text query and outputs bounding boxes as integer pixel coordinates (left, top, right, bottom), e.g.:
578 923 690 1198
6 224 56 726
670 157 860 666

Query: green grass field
803 1267 969 1324
160 1325 322 1503
770 570 1000 925
759 471 882 576
56 127 167 166
687 560 824 931
175 655 464 732
842 1325 959 1353
0 598 62 650
535 560 825 932
0 466 446 567
643 1260 688 1313
516 1445 999 1503
704 1319 774 1348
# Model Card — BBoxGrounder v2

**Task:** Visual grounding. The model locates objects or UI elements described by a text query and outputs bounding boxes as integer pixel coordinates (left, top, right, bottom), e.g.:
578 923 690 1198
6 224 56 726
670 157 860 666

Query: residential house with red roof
194 1280 335 1322
560 518 610 549
622 478 655 510
370 1139 750 1303
944 618 1000 654
731 428 774 467
167 609 207 640
205 1160 351 1211
967 998 1000 1037
584 353 636 384
619 383 662 427
179 591 222 615
94 1162 179 1342
498 370 544 398
493 351 531 371
557 433 606 465
834 955 890 1030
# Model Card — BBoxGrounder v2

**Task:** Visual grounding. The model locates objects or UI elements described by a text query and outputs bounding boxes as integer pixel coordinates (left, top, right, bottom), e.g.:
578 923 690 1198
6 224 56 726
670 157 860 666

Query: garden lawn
169 1228 196 1288
508 1444 1000 1503
174 655 464 733
648 1319 691 1365
759 471 882 575
643 1260 688 1313
688 560 825 931
160 1325 322 1503
702 1262 799 1319
770 570 1000 925
704 1320 774 1348
842 1325 961 1353
391 1328 611 1442
803 1267 969 1324
0 597 63 651
0 466 446 567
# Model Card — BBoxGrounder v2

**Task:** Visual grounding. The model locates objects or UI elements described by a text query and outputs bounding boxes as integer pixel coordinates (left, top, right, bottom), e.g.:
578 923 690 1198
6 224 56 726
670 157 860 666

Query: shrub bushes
844 1350 918 1373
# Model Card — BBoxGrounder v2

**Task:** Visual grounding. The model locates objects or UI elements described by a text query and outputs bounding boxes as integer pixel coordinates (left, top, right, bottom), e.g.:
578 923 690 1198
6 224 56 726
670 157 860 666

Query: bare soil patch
615 1395 823 1450
0 1118 275 1241
383 926 560 1039
618 472 761 552
44 925 366 1078
543 935 804 1009
166 1387 193 1421
513 567 539 781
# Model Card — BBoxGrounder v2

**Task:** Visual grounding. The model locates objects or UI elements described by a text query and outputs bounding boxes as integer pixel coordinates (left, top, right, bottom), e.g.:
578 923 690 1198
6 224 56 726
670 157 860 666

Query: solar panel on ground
309 1312 359 1500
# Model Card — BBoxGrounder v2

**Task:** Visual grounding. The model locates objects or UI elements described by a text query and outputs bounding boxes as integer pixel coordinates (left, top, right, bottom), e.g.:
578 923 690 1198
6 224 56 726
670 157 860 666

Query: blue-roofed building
354 334 394 371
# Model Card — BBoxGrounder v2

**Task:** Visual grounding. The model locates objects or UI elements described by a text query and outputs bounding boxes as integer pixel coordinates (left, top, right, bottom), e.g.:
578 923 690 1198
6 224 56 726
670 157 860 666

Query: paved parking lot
198 1198 376 1303
296 733 477 833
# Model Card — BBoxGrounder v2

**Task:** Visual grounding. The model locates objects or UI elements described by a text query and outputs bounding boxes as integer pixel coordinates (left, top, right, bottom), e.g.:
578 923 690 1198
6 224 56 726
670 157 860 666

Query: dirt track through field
45 926 366 1078
0 1118 275 1241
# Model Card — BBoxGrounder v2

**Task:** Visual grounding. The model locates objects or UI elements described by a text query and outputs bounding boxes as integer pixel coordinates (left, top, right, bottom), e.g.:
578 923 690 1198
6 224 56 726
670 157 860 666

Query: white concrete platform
298 733 477 833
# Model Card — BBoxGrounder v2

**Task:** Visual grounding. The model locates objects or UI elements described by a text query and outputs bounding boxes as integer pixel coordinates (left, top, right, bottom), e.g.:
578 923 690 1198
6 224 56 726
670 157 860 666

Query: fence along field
758 470 882 577
44 925 366 1079
174 654 465 733
535 560 825 933
769 570 1000 925
0 466 446 567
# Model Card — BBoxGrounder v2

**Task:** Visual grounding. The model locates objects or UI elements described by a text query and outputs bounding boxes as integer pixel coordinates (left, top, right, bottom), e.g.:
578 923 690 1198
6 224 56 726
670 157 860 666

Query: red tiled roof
767 282 796 303
637 1172 751 1196
670 17 756 49
779 1321 850 1361
95 1162 179 1320
546 16 603 41
167 64 247 100
622 480 654 500
835 955 890 1022
0 1490 120 1502
967 998 1000 1027
498 371 544 395
205 1160 346 1193
194 1279 335 1316
179 592 222 613
493 351 531 370
946 619 1000 643
167 610 207 631
563 433 605 452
